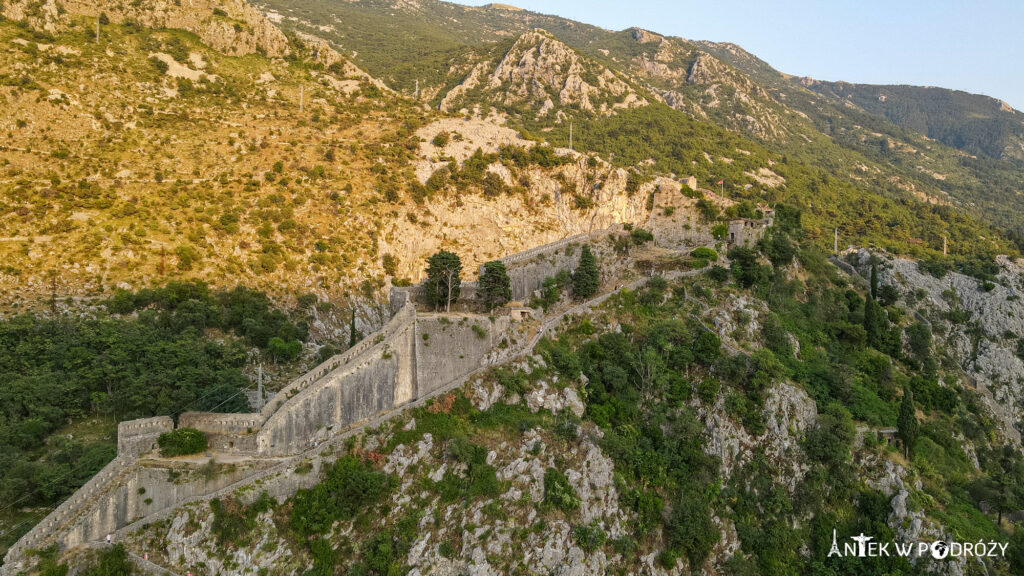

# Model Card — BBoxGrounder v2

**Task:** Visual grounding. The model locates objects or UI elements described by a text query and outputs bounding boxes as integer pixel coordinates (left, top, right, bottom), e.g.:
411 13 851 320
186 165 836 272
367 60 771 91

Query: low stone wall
497 232 589 267
2 457 130 571
178 412 262 454
117 417 173 459
391 283 482 313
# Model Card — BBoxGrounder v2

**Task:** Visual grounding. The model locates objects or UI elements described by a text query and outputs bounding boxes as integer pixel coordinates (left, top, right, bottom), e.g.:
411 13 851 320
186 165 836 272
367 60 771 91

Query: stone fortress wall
2 229 615 575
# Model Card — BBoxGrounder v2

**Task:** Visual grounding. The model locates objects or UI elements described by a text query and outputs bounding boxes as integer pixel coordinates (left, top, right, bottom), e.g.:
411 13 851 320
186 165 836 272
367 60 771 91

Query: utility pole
257 363 264 410
834 228 839 255
50 272 57 315
569 122 573 152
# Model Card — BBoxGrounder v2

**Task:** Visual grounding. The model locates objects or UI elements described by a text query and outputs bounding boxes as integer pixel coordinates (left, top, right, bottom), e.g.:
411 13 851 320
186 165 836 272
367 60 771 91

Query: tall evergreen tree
479 260 512 311
424 250 462 312
572 245 599 300
897 388 919 458
870 262 879 300
349 309 358 347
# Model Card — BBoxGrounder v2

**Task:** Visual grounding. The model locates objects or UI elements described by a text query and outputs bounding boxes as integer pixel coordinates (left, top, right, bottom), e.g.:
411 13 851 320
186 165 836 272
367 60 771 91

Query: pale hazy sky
456 0 1024 110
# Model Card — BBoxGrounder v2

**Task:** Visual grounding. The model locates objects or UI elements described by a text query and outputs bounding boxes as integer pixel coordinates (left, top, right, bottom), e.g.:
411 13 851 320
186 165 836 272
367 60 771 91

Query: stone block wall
727 218 771 247
178 412 262 454
414 315 510 398
56 458 275 553
117 417 173 459
2 231 604 573
255 302 418 457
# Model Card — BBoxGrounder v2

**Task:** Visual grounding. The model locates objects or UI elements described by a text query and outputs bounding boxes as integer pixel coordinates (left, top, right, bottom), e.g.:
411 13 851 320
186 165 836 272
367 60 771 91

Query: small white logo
931 541 949 560
826 530 1007 560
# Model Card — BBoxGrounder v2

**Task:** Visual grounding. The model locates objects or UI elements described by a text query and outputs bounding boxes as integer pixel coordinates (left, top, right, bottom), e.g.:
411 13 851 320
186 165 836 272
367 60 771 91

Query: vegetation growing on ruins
478 260 512 311
424 250 463 313
157 428 208 457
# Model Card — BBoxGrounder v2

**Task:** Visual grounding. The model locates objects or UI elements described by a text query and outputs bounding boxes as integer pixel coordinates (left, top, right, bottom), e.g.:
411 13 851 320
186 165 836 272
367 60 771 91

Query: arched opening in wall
151 443 156 450
228 441 234 449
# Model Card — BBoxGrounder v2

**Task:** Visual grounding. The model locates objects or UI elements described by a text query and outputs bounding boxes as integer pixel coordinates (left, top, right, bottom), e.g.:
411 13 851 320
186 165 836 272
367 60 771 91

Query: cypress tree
572 245 599 300
349 309 358 347
897 388 919 458
479 260 512 311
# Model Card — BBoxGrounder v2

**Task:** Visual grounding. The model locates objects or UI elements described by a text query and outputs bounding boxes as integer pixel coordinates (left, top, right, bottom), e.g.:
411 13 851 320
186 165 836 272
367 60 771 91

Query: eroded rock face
852 249 1024 445
441 29 646 117
159 508 291 576
861 457 966 576
4 0 292 57
701 380 817 489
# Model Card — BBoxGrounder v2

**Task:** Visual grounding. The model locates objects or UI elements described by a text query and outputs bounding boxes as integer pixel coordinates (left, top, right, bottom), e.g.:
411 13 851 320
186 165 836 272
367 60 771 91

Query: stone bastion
1 228 619 574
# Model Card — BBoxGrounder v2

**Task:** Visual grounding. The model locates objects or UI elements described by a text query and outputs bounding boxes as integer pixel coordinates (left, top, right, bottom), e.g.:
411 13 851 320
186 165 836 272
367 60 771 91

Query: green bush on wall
158 428 208 457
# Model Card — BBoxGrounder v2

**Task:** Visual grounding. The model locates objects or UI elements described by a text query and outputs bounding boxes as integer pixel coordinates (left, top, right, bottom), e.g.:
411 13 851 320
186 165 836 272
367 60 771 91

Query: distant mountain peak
629 27 664 44
441 28 646 117
485 2 524 10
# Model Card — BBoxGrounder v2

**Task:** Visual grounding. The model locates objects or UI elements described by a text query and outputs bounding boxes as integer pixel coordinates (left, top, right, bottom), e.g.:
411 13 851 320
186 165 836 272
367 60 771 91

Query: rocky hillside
39 234 1024 576
3 0 290 57
259 0 1024 239
438 29 646 118
0 0 665 309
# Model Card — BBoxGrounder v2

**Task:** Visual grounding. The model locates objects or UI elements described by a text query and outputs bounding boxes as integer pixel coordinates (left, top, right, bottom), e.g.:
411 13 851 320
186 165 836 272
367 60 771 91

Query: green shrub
158 428 207 457
80 544 132 576
543 467 580 513
290 456 395 537
573 522 607 552
690 247 718 260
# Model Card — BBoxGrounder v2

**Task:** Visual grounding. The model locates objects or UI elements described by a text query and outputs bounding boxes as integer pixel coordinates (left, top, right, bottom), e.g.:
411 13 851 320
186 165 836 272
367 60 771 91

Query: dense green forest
0 282 308 559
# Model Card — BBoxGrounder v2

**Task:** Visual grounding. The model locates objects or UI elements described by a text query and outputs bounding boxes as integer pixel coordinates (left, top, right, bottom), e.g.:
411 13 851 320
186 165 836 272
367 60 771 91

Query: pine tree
424 250 462 312
479 260 512 311
897 388 919 458
572 245 599 300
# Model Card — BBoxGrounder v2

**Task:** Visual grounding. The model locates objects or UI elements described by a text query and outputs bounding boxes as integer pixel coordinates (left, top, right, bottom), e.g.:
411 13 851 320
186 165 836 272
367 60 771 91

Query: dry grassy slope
0 4 669 310
4 0 289 57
